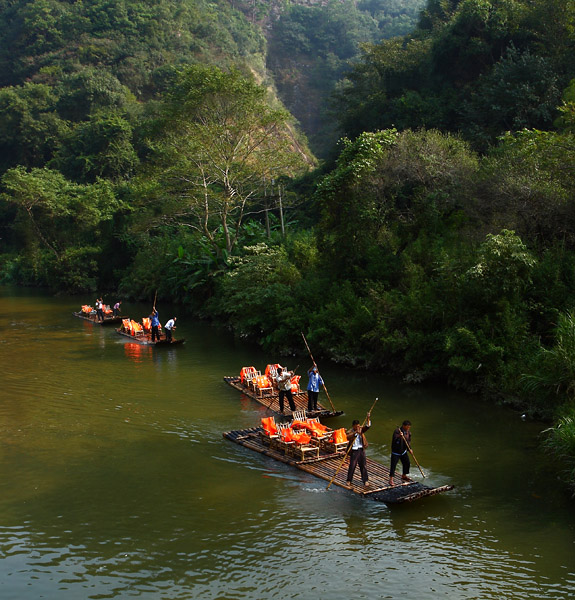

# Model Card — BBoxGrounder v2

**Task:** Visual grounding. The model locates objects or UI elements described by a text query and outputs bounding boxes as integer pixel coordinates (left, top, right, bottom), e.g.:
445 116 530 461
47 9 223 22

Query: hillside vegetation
1 0 575 490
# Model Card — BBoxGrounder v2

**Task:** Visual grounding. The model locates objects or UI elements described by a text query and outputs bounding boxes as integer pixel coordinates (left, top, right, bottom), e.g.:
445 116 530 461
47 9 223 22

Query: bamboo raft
223 427 454 505
115 328 185 346
73 311 124 326
223 376 343 419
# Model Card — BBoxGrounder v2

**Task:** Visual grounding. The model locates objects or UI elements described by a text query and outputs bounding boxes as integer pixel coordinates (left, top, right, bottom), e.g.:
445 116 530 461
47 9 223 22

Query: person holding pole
276 366 296 414
306 366 323 413
149 307 161 342
389 420 412 486
345 412 372 488
301 332 337 412
164 317 177 343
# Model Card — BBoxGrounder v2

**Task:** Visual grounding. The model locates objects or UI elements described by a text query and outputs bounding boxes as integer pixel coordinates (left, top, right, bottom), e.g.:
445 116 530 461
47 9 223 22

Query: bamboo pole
397 427 426 478
326 397 378 490
301 332 336 412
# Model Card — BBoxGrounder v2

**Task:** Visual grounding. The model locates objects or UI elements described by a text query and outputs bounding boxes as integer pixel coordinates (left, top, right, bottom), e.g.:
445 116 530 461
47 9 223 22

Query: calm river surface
1 287 575 600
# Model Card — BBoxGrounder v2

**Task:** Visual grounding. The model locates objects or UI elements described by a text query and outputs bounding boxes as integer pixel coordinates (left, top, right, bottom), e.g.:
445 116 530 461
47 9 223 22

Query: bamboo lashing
301 332 336 412
326 396 378 490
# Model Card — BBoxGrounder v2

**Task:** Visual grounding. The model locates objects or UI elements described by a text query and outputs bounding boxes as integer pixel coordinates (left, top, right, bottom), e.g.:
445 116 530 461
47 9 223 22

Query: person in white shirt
345 413 372 488
164 317 177 342
276 366 296 413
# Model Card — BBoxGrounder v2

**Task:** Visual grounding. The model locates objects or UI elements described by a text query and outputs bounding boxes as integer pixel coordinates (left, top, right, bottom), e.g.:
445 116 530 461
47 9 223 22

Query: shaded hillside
332 0 575 152
266 0 426 157
0 0 267 95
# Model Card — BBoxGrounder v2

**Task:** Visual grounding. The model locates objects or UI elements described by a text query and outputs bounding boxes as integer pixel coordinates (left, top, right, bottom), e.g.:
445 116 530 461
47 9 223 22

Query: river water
1 287 574 600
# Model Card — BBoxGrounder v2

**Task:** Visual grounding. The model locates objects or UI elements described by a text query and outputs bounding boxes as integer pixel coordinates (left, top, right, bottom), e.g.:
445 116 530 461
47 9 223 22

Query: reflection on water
1 287 575 600
123 342 153 364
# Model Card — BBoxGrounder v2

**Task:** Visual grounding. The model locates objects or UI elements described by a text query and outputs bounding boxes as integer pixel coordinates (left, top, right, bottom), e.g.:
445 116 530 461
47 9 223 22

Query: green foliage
463 229 536 303
477 129 575 247
55 68 137 122
0 166 124 290
146 64 309 257
53 111 139 183
543 408 575 492
333 0 574 151
0 0 266 92
267 0 426 156
462 45 560 149
316 128 477 279
0 82 68 172
210 242 302 346
521 311 575 414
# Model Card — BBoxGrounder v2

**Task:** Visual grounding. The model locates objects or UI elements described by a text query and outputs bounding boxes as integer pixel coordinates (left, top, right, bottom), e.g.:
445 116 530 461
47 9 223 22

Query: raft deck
223 427 453 505
115 329 185 346
73 312 124 326
224 376 343 419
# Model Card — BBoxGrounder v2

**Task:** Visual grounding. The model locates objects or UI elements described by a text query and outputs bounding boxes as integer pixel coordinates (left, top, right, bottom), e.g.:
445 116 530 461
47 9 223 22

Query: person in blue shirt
306 366 324 413
149 308 160 342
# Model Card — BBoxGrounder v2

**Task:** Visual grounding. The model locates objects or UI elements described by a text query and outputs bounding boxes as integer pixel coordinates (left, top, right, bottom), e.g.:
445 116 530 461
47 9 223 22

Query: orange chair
305 418 331 439
142 317 151 333
265 364 281 386
289 427 320 461
276 423 296 454
240 366 257 384
254 374 273 397
81 305 93 314
290 416 331 440
131 320 143 336
122 318 132 333
260 416 279 446
321 427 349 454
290 374 301 394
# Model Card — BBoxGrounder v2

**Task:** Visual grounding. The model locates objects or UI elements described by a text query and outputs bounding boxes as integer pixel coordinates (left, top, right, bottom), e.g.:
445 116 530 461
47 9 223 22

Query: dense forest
1 0 575 491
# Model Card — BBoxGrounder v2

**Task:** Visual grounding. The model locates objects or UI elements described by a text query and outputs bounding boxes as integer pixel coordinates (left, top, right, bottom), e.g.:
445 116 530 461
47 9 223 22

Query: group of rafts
223 363 453 505
73 306 184 346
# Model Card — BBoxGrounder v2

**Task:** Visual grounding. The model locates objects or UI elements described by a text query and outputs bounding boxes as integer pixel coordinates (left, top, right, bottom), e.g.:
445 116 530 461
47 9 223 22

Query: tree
1 165 124 289
0 82 68 173
52 111 139 183
477 129 575 246
149 65 310 259
462 45 560 149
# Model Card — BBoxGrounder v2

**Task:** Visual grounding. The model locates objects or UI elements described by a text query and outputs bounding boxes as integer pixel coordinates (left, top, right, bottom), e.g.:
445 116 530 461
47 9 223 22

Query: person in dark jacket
345 413 371 488
389 420 412 486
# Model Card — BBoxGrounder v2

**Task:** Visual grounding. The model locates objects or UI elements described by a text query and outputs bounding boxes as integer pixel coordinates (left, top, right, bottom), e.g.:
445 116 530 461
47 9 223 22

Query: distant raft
115 318 185 346
224 364 343 419
73 305 123 326
223 422 453 505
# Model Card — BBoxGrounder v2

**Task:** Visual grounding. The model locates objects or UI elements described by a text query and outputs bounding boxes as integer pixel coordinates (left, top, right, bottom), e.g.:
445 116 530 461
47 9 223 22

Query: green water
1 287 574 599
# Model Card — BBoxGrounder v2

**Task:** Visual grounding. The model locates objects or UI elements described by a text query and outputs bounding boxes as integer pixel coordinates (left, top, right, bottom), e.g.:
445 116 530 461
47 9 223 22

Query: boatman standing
150 308 160 342
346 413 371 488
95 298 104 322
389 420 412 486
306 366 324 413
276 366 296 414
164 317 177 343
